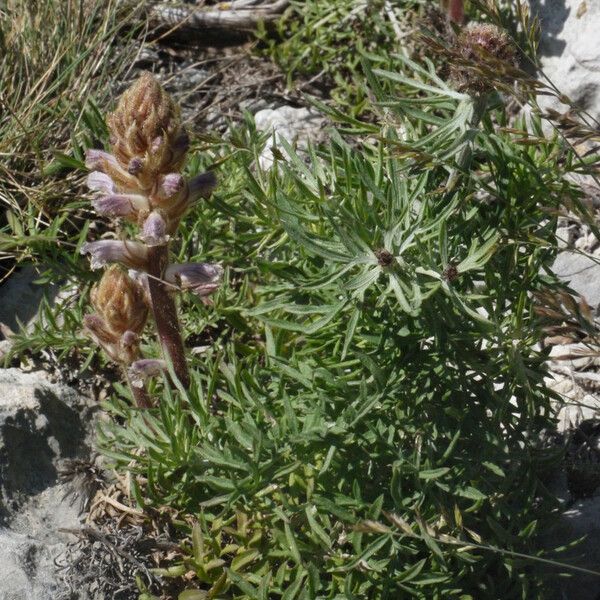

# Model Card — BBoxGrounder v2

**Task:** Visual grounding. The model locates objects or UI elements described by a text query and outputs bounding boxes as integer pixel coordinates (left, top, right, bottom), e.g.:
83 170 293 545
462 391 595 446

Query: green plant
97 20 593 600
257 0 422 115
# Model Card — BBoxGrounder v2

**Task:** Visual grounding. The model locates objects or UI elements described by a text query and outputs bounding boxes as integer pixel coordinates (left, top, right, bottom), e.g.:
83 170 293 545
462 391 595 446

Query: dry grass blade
0 0 141 214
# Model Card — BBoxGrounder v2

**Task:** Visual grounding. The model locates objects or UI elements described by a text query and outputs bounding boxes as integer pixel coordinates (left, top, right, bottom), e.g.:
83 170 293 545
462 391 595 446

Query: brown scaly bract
107 73 188 191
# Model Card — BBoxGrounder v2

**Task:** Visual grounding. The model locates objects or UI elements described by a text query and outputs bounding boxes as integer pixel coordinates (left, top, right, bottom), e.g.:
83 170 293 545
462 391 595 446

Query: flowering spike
82 72 220 395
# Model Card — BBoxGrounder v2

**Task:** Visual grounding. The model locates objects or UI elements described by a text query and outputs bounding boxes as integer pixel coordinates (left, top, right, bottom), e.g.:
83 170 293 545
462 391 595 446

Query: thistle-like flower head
449 23 516 95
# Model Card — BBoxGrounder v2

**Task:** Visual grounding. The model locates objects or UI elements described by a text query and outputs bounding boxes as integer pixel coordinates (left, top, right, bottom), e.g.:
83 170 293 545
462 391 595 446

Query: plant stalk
445 94 489 193
147 245 190 388
126 372 153 408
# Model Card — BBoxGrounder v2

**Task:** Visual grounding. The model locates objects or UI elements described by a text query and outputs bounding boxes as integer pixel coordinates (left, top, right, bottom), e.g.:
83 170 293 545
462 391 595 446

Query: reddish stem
447 0 464 24
126 373 153 408
146 245 190 388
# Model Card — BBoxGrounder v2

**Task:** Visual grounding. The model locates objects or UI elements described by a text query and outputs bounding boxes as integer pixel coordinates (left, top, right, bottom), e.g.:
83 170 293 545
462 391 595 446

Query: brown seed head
450 23 516 95
375 248 394 267
91 266 148 337
107 73 188 189
442 262 459 282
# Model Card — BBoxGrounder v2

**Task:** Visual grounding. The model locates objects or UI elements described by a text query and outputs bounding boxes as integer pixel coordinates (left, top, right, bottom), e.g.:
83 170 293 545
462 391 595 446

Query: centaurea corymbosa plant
81 73 222 404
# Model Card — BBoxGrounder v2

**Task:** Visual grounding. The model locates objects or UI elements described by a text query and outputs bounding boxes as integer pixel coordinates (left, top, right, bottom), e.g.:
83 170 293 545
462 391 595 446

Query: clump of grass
0 0 141 278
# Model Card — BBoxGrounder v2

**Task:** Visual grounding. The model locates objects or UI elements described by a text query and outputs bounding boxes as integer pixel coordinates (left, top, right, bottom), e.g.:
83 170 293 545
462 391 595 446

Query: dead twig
146 0 290 37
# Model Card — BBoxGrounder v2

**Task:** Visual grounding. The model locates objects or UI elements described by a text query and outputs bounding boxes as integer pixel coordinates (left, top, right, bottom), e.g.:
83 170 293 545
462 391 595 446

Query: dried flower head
91 266 148 337
449 23 516 95
375 248 394 268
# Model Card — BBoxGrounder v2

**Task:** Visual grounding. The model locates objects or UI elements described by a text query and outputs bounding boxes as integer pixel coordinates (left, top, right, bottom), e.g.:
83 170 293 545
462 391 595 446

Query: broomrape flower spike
81 72 222 401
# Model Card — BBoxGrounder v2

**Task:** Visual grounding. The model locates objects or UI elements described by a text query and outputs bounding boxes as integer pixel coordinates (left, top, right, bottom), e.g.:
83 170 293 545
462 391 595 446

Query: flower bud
91 266 148 337
81 239 148 270
128 157 144 175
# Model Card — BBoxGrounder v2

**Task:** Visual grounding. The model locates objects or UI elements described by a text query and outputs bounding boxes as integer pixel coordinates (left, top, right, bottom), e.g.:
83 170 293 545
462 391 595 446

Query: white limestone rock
254 106 326 170
530 0 600 121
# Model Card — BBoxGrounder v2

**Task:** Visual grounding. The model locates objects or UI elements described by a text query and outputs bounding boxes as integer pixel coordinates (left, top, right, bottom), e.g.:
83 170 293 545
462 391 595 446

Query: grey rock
0 369 91 600
552 251 600 308
254 106 326 170
541 469 600 600
0 267 58 333
530 0 600 122
546 372 600 432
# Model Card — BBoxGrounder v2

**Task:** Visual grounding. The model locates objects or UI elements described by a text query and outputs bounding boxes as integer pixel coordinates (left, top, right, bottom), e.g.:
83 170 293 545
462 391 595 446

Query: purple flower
85 150 119 171
81 240 148 270
165 262 223 296
141 211 169 246
158 173 185 200
92 193 149 218
129 358 167 387
87 171 115 194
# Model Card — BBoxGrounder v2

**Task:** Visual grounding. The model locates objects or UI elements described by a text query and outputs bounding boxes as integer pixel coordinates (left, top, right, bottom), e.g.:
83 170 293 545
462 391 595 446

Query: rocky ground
0 369 95 600
533 3 600 597
2 2 600 599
